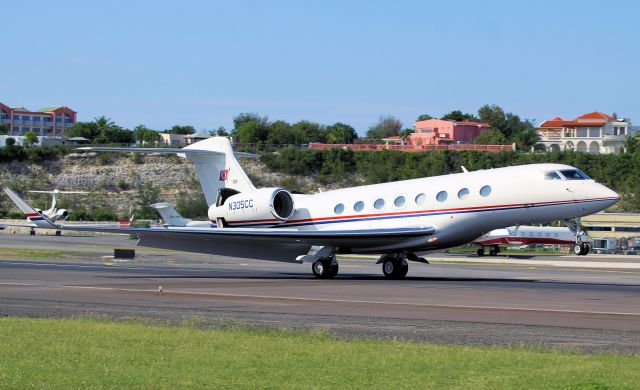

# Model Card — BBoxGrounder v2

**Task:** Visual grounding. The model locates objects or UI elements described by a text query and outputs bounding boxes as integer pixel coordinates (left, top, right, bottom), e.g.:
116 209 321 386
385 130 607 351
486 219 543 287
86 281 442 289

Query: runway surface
1 234 640 353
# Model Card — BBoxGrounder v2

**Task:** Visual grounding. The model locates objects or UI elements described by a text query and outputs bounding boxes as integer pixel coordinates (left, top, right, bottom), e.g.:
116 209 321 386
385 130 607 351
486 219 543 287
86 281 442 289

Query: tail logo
219 169 229 181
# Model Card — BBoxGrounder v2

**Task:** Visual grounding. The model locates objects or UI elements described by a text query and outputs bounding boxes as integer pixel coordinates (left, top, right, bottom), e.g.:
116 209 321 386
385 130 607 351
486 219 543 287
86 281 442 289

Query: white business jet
2 137 619 279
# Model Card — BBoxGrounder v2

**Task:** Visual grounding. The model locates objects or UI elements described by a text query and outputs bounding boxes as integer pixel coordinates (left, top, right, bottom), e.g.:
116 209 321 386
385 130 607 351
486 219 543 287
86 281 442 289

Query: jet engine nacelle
208 188 295 226
55 209 69 221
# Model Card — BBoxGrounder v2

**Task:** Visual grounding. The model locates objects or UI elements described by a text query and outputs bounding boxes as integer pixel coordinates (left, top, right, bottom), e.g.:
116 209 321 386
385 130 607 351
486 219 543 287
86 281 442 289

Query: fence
308 143 516 153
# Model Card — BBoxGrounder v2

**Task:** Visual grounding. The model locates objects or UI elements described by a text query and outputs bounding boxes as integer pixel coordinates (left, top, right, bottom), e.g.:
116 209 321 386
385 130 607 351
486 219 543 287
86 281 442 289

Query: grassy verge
0 248 94 260
0 317 638 389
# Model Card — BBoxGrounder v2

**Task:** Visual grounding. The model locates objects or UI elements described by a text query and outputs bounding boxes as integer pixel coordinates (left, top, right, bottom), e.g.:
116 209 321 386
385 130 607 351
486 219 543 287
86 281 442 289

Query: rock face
0 153 310 217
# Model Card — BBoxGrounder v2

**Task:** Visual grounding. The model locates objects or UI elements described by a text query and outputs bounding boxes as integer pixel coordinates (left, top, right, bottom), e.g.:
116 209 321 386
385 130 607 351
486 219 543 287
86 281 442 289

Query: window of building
415 193 426 205
354 201 364 212
374 198 385 210
479 185 492 197
457 188 470 200
32 116 41 122
436 191 448 202
394 195 406 208
334 203 344 215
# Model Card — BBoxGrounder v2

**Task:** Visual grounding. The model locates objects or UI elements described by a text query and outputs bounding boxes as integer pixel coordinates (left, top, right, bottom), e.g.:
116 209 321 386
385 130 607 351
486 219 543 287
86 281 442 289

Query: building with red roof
0 102 76 141
410 119 490 146
537 111 635 154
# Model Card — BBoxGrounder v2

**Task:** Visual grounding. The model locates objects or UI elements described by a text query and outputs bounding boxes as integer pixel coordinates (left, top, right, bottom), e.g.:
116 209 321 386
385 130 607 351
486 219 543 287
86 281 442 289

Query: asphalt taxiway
1 234 640 353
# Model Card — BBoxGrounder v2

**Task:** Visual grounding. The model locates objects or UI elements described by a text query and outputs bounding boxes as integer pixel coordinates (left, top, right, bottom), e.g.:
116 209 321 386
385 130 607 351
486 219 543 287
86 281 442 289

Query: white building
537 111 635 154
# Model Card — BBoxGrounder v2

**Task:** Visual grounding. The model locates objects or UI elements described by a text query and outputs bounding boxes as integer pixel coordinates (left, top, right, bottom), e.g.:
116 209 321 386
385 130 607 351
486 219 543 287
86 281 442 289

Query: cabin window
479 185 491 197
334 203 344 215
394 195 406 208
457 188 470 200
353 201 364 212
436 191 448 202
415 193 426 205
559 169 591 180
544 171 562 180
374 198 385 210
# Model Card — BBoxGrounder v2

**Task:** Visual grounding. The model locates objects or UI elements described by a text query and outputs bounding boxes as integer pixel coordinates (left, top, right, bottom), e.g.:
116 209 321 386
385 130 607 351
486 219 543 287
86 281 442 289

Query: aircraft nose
598 183 620 207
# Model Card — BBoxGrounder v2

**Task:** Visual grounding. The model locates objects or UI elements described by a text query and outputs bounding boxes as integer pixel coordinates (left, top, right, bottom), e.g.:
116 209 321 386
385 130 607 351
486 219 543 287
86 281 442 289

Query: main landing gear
477 245 500 256
311 256 339 278
566 217 590 256
378 252 428 279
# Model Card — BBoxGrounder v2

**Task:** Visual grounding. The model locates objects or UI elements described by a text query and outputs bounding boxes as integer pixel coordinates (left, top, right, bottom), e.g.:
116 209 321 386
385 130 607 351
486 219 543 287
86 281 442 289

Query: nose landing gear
566 217 590 256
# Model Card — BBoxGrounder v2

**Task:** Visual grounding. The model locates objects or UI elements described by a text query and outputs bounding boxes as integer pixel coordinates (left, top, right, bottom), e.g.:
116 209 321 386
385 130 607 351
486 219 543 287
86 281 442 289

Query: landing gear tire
489 249 497 256
382 256 408 279
55 230 61 236
477 248 485 257
573 244 583 256
30 229 36 236
312 258 338 279
579 243 590 256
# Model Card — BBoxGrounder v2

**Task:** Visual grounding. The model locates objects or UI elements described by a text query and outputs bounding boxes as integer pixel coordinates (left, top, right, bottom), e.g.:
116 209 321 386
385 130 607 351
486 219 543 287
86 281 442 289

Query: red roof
577 111 612 120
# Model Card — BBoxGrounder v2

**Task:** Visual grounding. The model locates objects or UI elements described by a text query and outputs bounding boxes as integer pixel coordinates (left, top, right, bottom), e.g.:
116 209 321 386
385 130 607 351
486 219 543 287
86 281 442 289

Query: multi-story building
411 119 491 146
537 111 634 154
0 102 77 139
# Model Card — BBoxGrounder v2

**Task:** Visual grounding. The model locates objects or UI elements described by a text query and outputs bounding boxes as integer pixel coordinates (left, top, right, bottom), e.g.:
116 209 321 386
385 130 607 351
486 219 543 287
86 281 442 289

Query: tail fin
150 202 191 227
2 188 58 228
182 137 255 205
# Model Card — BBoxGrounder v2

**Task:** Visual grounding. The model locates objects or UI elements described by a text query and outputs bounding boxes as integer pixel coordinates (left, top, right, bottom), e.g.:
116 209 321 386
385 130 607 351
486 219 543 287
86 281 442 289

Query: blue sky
2 0 639 134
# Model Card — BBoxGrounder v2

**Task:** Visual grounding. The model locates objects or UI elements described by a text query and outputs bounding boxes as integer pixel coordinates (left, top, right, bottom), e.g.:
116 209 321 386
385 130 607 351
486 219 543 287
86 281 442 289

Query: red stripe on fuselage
226 196 618 226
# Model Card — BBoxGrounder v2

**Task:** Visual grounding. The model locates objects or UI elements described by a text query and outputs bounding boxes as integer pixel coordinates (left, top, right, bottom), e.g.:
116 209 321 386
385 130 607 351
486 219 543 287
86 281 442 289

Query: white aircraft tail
78 137 256 206
150 202 190 227
2 188 58 228
181 137 256 205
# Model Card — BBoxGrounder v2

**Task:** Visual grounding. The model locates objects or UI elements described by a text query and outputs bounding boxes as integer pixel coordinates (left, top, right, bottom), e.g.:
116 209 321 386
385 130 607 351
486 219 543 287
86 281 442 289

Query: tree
477 104 537 148
24 131 39 146
416 114 433 121
473 129 506 145
0 124 8 135
441 110 478 122
132 125 160 145
236 120 269 143
170 125 196 135
209 126 228 137
5 137 16 147
366 115 402 139
65 121 100 140
267 120 295 145
291 120 326 144
134 182 160 219
325 122 358 144
233 113 268 130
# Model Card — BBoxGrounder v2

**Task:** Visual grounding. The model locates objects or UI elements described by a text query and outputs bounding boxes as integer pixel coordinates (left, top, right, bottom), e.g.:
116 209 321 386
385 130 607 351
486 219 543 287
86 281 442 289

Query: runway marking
1 282 639 317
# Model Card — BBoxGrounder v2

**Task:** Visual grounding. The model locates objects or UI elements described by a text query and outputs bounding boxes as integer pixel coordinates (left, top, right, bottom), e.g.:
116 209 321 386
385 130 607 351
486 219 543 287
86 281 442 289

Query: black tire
30 230 36 236
573 244 583 256
330 263 339 277
489 250 497 256
580 243 590 256
477 248 485 256
382 257 408 279
312 259 336 278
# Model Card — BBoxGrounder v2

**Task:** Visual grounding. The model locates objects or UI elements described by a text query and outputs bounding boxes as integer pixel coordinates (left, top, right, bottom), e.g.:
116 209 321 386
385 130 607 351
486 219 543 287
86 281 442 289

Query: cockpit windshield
544 169 591 180
559 169 591 180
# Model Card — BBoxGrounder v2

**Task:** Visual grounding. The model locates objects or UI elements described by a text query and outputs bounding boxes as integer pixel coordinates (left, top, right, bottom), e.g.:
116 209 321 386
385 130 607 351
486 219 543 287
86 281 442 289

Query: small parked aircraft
473 225 593 256
2 137 620 278
150 202 212 228
10 189 88 236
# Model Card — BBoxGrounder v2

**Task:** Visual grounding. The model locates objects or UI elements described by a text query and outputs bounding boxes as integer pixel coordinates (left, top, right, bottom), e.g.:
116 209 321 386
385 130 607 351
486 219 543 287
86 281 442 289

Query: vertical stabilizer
150 202 191 227
181 137 255 205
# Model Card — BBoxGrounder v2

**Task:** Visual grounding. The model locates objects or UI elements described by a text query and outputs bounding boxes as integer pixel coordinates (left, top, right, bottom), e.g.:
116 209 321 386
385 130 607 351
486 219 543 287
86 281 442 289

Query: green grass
0 248 91 260
0 317 638 389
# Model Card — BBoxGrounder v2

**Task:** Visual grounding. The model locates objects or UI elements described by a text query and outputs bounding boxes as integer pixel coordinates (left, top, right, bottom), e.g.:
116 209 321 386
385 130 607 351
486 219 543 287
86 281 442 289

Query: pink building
410 119 491 146
0 102 76 138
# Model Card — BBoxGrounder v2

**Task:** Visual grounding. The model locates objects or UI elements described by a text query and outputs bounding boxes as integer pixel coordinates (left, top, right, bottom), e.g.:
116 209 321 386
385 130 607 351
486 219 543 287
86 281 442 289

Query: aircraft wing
56 224 435 248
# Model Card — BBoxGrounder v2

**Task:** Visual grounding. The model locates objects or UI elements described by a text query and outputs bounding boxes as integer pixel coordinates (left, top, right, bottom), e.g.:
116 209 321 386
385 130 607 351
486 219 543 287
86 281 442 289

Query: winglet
2 188 59 229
